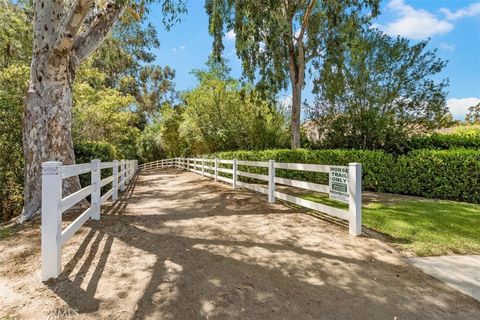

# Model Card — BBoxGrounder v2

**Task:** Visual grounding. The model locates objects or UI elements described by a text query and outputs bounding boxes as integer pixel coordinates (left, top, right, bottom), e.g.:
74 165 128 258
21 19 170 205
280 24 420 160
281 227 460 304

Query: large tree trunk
18 0 126 222
286 0 315 149
290 81 302 149
19 52 81 222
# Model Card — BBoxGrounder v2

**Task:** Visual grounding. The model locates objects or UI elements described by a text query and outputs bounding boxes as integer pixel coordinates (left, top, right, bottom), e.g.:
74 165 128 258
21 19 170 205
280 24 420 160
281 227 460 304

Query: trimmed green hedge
211 148 480 203
406 133 480 151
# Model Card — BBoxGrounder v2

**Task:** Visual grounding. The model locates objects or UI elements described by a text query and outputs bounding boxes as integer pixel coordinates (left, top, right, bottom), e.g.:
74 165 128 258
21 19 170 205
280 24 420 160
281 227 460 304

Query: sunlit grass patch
301 192 480 256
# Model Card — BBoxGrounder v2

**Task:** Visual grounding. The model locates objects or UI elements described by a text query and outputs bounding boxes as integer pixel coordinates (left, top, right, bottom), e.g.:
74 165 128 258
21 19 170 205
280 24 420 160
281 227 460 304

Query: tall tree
20 0 185 222
307 29 449 150
205 0 379 148
121 65 177 125
0 2 32 222
90 17 160 88
180 67 288 154
466 103 480 125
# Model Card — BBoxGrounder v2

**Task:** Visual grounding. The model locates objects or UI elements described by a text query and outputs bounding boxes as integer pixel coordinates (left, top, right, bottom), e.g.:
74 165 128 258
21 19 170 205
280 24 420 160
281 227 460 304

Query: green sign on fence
329 166 349 203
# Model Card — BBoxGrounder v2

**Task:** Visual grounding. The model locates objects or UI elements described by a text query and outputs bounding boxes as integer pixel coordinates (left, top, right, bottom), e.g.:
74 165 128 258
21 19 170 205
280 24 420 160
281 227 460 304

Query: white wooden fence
139 157 362 237
41 159 138 281
138 158 176 171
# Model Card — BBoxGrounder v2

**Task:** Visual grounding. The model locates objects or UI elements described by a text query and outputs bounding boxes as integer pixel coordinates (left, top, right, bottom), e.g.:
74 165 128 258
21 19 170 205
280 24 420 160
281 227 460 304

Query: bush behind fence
210 148 480 204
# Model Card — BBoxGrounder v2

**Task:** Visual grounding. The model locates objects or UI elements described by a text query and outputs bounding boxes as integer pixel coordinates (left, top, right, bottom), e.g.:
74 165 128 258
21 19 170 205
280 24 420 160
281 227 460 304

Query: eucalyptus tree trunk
288 44 306 150
290 80 303 149
21 54 79 222
286 0 315 149
19 0 125 222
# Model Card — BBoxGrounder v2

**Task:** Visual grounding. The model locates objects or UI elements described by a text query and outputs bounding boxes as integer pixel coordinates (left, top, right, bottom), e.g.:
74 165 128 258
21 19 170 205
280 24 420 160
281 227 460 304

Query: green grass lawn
301 193 480 256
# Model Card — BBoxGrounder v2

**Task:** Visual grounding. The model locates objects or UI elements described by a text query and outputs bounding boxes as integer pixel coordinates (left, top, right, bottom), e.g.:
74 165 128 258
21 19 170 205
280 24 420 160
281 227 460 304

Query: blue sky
149 0 480 120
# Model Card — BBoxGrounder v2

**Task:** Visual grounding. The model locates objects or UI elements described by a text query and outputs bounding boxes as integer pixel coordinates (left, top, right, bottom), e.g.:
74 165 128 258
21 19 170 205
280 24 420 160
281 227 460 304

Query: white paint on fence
91 159 101 220
41 159 138 281
41 161 62 281
348 163 362 236
232 159 237 189
268 160 275 203
140 157 363 237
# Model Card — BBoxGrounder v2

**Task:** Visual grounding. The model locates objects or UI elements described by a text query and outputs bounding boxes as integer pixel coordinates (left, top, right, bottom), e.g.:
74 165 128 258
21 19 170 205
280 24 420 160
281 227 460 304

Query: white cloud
377 0 453 40
439 42 455 51
180 45 186 50
377 1 480 40
447 97 480 119
171 48 177 52
440 2 480 20
225 30 236 41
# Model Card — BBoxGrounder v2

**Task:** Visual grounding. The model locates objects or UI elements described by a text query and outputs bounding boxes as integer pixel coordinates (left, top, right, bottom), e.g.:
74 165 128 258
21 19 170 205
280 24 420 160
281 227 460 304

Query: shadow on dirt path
1 168 479 319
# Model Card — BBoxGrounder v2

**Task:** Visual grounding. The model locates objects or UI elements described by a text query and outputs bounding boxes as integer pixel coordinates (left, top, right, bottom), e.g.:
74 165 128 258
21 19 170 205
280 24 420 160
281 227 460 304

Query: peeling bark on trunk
20 53 81 222
19 0 125 222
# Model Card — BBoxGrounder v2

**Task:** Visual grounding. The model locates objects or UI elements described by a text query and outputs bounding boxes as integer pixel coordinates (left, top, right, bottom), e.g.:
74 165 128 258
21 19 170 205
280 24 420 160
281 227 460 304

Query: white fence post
232 159 237 189
91 159 101 220
126 160 132 184
127 160 130 181
129 160 133 180
128 160 132 181
41 161 62 281
125 160 128 182
214 158 218 182
112 160 119 201
201 158 205 176
268 160 275 203
120 160 125 192
348 163 362 236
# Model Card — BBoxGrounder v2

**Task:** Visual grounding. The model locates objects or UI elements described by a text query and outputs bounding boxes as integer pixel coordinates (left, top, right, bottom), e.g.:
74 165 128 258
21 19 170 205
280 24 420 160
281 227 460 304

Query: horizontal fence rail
140 157 362 237
41 159 138 281
139 158 362 236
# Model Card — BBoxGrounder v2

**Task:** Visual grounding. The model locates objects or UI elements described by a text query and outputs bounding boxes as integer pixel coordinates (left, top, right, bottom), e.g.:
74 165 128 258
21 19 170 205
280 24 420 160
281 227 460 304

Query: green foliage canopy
308 29 449 151
0 3 32 221
206 0 380 90
179 69 289 154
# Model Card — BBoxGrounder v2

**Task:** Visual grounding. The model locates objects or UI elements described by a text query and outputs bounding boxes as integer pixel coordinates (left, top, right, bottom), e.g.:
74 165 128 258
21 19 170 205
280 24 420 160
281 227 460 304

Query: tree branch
283 1 297 84
295 0 317 84
306 44 326 62
297 0 317 42
53 0 94 54
72 1 126 65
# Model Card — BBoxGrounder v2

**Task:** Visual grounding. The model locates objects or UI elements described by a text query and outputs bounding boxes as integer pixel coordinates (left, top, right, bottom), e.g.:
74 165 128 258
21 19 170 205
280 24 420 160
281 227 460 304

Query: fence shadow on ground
45 174 139 313
46 168 480 319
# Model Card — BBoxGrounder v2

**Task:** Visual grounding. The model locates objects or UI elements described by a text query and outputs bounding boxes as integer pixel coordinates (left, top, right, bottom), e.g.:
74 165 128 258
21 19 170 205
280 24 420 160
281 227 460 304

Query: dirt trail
1 168 479 319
